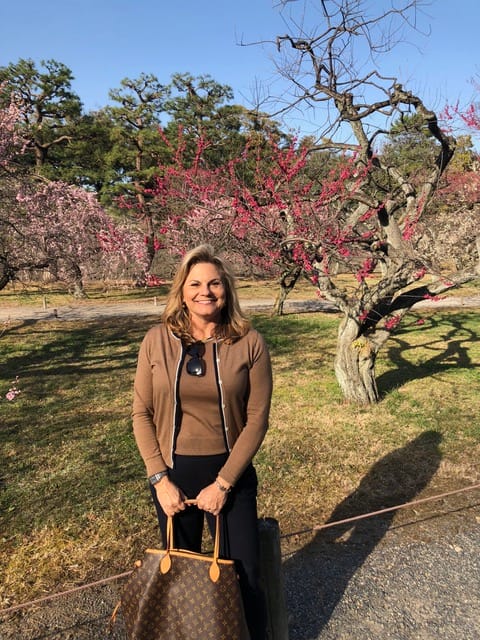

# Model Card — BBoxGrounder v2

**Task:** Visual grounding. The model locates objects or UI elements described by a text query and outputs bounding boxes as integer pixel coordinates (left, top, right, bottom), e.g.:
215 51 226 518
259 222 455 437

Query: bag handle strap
161 499 222 582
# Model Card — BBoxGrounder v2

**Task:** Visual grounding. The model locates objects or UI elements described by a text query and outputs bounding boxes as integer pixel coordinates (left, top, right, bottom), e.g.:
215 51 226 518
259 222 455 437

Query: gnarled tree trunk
334 316 380 404
273 265 302 316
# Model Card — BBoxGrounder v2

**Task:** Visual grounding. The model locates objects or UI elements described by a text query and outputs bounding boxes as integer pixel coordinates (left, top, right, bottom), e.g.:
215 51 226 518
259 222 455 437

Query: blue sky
1 0 479 135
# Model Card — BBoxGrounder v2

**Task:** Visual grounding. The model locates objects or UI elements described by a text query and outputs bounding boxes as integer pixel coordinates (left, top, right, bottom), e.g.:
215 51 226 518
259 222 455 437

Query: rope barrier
278 482 480 540
309 481 480 533
0 571 133 616
1 481 479 617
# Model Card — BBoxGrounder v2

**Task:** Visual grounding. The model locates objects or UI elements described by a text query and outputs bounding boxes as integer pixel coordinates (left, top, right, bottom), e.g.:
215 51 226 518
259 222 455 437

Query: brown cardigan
132 324 272 486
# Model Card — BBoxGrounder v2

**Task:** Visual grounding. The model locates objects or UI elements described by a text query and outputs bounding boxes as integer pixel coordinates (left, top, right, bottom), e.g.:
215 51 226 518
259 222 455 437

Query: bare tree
265 0 479 402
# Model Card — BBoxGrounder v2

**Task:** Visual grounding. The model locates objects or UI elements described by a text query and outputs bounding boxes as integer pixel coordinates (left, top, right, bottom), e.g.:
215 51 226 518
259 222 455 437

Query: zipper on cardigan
169 334 185 468
213 342 231 453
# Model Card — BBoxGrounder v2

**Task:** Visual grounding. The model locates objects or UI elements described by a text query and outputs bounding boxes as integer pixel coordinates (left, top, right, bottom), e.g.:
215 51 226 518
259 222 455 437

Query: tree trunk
334 315 379 404
135 181 156 273
0 260 16 291
272 266 302 316
69 263 87 298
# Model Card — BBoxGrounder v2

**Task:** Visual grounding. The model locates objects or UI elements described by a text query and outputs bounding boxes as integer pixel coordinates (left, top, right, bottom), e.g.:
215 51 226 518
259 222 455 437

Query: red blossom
358 310 369 322
355 258 376 282
384 316 401 330
414 267 427 279
422 293 443 302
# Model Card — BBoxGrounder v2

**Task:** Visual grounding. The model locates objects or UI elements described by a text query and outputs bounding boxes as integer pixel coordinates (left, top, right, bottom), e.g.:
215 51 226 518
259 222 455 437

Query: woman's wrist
215 477 232 493
148 470 168 485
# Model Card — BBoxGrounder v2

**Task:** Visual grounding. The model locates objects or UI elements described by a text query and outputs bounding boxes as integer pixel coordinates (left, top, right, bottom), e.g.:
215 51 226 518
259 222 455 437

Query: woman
132 244 273 639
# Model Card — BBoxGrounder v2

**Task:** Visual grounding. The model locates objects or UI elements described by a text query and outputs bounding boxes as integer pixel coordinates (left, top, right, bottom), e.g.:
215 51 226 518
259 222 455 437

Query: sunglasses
186 342 206 376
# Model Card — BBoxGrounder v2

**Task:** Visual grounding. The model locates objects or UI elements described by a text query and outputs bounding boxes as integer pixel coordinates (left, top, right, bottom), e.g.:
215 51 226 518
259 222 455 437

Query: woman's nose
200 283 213 295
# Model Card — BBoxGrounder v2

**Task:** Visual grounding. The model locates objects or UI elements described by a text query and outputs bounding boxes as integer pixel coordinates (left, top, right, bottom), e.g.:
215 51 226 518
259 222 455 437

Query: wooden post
258 517 289 640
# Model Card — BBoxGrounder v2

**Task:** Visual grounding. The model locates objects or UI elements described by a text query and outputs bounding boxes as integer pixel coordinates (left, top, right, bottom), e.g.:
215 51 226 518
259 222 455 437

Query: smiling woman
182 262 226 339
131 244 273 639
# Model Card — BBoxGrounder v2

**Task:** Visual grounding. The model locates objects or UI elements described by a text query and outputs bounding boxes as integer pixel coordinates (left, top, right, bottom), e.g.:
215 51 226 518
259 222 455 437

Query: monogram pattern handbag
113 507 250 640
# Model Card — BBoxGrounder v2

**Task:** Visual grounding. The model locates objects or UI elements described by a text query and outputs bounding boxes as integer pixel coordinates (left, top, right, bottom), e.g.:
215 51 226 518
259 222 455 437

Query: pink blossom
355 258 376 282
414 267 427 279
5 377 21 401
144 274 165 287
384 316 401 330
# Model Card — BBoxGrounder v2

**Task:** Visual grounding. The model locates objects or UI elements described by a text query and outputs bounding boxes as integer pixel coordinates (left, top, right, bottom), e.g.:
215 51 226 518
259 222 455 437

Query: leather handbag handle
161 499 222 582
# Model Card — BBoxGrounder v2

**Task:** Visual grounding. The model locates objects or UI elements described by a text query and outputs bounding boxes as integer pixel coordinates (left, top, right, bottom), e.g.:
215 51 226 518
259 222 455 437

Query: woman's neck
190 320 218 342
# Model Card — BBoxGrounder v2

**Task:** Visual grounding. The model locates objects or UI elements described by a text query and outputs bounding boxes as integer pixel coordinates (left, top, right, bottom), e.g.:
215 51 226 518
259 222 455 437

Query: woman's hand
155 477 186 517
196 479 231 516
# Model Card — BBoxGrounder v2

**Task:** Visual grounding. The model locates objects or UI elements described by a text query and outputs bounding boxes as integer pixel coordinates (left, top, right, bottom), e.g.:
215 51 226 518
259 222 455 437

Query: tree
1 175 148 295
163 73 250 167
46 109 118 194
379 113 439 178
423 102 480 272
0 96 148 293
155 1 479 404
105 73 170 266
150 125 365 323
236 0 480 404
114 74 290 276
0 58 82 172
146 127 299 279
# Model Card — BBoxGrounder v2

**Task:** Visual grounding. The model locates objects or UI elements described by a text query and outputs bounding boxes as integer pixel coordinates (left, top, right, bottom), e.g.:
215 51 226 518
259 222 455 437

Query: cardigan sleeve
132 330 168 477
218 330 273 485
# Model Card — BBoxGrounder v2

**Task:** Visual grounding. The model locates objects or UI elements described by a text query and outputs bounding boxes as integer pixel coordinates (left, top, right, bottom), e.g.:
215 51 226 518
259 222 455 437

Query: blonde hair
162 244 250 343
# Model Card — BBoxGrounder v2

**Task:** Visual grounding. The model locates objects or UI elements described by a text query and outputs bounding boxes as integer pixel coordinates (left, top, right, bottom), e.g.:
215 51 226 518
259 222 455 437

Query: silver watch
148 470 168 485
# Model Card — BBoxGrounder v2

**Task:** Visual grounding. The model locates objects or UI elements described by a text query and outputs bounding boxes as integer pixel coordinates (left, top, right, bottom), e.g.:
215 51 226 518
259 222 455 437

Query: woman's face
182 262 226 324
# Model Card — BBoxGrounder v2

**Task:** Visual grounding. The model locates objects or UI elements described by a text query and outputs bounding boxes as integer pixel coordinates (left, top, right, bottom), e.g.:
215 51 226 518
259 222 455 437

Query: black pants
150 453 267 640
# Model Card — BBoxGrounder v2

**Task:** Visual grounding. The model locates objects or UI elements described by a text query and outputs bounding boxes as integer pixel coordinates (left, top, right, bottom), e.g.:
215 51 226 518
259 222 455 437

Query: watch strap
149 470 168 485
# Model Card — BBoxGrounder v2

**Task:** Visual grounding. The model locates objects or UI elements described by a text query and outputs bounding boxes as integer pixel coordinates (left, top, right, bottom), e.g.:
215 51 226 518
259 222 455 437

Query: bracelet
148 470 168 485
215 478 232 493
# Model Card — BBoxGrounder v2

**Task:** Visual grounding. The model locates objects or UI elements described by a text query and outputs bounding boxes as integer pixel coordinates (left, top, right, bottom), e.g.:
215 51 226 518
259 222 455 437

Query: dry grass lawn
0 285 479 609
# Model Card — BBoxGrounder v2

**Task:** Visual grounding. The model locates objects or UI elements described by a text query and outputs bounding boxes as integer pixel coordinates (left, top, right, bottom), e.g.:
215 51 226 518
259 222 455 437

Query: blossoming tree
150 2 480 404
0 93 148 294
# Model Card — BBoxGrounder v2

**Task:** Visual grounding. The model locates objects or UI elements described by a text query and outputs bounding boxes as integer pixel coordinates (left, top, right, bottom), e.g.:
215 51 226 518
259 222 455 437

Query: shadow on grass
377 312 479 396
253 313 336 359
282 430 442 639
0 316 156 531
0 317 154 451
1 317 153 376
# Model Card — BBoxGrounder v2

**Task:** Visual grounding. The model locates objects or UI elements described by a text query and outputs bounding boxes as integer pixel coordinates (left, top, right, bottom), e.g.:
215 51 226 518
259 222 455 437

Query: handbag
113 503 250 640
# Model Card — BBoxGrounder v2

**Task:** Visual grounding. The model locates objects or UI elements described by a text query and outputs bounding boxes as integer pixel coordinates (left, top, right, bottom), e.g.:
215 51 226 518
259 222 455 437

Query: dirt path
1 295 480 323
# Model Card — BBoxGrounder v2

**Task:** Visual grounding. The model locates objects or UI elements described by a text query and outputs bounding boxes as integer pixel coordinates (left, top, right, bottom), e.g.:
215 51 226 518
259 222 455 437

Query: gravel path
0 297 316 322
1 294 480 322
284 525 480 640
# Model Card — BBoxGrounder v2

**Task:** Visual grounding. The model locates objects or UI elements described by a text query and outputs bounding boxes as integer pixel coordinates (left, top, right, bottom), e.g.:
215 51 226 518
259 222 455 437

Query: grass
0 297 479 608
0 281 171 309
